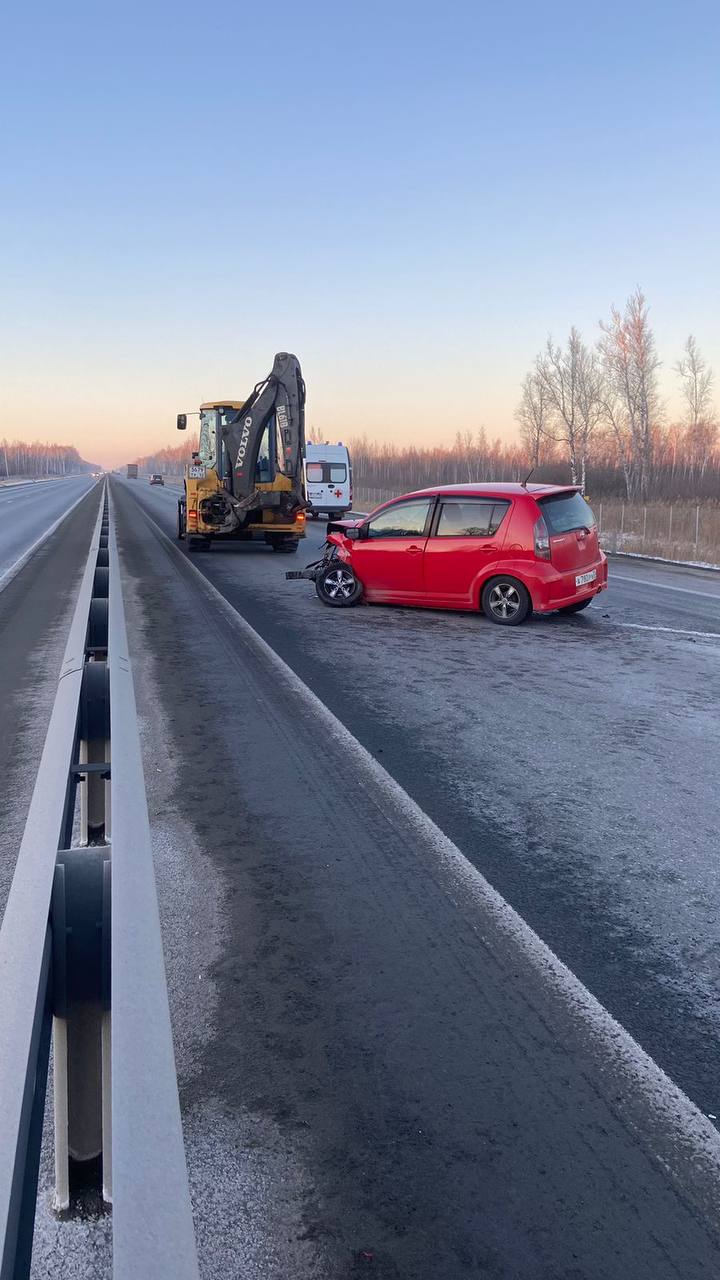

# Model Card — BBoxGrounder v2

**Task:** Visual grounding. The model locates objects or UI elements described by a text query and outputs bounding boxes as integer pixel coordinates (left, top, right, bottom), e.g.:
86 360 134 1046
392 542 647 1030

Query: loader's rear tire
177 501 185 539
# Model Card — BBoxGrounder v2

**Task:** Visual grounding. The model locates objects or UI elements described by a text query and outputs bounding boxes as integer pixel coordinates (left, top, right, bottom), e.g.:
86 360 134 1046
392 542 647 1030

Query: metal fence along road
594 500 720 566
0 483 199 1280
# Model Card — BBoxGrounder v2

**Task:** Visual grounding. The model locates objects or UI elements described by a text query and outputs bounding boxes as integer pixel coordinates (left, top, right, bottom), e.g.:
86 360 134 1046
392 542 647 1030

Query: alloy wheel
322 568 356 599
488 582 521 620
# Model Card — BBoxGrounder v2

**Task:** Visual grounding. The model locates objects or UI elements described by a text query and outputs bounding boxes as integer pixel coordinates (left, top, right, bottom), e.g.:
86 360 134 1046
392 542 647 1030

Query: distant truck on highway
126 464 138 479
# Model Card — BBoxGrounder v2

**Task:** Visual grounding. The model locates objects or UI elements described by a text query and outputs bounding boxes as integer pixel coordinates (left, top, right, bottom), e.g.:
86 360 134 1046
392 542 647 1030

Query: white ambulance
304 442 353 520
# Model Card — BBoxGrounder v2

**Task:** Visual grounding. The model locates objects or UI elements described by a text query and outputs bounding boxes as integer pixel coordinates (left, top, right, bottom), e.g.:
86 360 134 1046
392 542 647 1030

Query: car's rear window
435 499 509 537
539 492 596 534
307 461 347 483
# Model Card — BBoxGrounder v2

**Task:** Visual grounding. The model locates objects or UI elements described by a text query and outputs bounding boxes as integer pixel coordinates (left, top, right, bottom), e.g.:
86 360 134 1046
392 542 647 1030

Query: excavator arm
221 351 306 512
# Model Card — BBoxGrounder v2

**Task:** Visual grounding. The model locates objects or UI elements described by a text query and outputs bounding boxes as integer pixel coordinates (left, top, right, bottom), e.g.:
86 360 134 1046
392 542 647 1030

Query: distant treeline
132 287 720 502
513 289 719 500
354 288 720 502
1 439 98 477
136 422 720 501
349 425 720 503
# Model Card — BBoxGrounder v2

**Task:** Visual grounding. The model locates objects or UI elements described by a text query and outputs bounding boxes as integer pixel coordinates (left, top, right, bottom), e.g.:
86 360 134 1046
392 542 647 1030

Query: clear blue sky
1 0 718 464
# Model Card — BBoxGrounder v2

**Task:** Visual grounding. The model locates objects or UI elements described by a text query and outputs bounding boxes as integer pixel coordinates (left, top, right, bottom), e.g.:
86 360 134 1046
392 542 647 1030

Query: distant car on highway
310 483 608 625
149 473 164 486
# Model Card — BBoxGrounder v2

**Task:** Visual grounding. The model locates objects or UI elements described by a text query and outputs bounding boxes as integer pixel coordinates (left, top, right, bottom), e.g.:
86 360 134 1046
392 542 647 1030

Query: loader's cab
196 402 240 483
198 402 278 487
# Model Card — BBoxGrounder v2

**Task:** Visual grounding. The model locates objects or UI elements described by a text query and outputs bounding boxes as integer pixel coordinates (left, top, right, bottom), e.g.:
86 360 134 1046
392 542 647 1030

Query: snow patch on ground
609 550 720 572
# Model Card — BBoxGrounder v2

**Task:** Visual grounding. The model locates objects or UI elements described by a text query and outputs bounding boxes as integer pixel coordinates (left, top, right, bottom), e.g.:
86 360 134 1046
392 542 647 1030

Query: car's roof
394 482 579 499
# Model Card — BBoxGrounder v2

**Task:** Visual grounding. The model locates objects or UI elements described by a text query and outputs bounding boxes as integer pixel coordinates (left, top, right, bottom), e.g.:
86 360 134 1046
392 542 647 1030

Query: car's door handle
406 545 423 554
480 545 497 553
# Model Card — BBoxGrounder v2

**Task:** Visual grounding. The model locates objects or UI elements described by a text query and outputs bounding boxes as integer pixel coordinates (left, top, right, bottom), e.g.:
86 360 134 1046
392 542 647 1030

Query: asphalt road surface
99 476 720 1279
3 476 719 1277
120 477 720 1116
0 477 96 581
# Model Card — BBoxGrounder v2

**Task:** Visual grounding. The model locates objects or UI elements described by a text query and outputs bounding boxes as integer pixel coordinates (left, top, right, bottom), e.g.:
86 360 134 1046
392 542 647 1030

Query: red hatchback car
314 483 608 625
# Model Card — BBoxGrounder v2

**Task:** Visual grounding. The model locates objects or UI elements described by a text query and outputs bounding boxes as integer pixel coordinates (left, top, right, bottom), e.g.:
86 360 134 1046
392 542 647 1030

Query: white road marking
121 485 720 1201
615 621 720 640
610 573 720 600
589 606 719 640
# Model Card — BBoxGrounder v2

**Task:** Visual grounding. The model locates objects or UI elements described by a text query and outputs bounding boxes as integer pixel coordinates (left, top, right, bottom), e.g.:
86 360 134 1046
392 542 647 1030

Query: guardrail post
52 848 111 1209
53 503 111 1213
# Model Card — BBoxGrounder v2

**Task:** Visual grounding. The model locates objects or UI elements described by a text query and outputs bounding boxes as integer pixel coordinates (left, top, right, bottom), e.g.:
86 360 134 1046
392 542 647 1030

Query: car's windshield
539 491 596 534
365 499 432 539
198 409 218 469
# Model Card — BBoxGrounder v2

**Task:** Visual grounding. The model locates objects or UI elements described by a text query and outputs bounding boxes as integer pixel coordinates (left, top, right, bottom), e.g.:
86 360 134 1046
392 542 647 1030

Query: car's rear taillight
533 514 551 561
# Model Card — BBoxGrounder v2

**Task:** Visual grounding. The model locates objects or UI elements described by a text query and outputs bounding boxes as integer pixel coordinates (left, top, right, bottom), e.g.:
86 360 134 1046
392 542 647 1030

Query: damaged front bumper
285 556 326 582
287 541 342 583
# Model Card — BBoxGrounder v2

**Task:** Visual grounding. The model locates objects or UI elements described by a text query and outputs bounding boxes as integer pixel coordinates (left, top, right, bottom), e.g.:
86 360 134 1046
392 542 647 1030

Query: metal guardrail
0 483 199 1279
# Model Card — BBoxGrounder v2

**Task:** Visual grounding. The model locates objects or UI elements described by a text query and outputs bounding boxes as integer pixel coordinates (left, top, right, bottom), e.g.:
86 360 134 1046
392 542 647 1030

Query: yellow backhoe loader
176 352 307 553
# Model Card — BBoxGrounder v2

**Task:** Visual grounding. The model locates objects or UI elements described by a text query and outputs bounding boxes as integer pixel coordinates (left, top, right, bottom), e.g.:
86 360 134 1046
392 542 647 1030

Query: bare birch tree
676 335 714 427
515 372 548 469
598 289 661 500
675 336 717 480
534 328 602 491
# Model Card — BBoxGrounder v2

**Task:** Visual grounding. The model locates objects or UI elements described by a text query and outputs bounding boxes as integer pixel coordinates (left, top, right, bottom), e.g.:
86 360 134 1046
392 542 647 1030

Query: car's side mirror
177 413 187 431
345 526 364 540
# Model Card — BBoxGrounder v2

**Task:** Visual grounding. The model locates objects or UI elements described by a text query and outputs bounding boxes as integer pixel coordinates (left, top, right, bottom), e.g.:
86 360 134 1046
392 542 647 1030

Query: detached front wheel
315 563 362 608
481 576 531 626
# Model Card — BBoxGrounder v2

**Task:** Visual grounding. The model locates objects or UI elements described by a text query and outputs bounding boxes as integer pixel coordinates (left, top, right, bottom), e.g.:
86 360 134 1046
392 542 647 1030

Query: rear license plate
575 569 597 587
188 465 205 478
